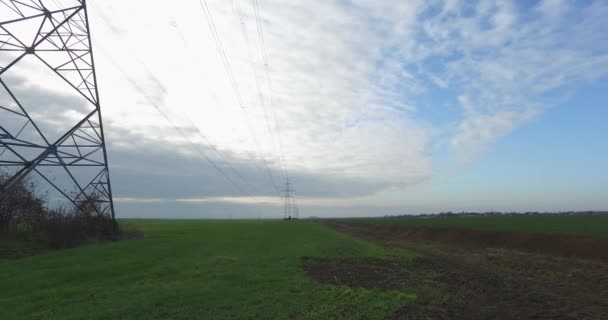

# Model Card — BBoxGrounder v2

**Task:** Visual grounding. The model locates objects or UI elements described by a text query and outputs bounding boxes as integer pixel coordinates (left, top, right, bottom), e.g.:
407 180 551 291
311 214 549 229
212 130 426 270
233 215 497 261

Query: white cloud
2 0 608 215
451 108 539 160
404 0 608 159
84 0 434 188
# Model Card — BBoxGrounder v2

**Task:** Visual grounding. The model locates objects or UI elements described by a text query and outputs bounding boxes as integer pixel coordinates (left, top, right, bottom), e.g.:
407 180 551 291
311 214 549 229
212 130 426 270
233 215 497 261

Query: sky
1 0 607 218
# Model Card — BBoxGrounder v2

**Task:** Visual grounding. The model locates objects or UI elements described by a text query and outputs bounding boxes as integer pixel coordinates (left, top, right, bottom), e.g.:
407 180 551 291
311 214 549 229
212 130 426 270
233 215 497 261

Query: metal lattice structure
0 0 115 221
283 177 298 220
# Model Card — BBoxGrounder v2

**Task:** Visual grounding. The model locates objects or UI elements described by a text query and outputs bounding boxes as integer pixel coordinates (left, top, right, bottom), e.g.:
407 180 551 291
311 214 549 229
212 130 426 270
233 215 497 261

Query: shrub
0 173 45 232
1 172 119 257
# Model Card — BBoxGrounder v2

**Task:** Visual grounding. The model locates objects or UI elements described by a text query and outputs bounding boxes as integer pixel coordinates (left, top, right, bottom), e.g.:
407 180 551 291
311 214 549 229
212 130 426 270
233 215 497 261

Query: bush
1 172 118 257
0 173 45 232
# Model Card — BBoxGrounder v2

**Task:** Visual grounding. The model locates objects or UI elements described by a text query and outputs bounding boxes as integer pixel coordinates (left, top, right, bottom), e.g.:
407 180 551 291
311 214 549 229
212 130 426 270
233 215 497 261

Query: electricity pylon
283 177 298 220
0 0 115 222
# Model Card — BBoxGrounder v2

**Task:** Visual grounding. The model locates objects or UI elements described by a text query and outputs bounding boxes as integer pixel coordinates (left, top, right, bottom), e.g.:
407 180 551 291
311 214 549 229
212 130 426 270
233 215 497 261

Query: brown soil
302 257 415 291
304 221 608 320
332 223 608 262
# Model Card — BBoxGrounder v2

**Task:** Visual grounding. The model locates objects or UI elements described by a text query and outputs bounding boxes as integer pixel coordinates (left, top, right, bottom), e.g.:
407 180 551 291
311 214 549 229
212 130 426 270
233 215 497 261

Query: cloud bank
2 0 608 216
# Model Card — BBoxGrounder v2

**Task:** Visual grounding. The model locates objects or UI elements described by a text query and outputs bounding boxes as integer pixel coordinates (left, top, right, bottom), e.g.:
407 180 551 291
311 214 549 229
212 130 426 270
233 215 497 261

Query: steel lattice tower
283 177 298 220
0 0 115 221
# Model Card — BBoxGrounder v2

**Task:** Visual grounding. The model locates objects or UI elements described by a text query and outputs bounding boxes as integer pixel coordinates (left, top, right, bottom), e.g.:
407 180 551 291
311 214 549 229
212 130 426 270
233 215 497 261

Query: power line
98 47 250 197
160 13 274 195
90 0 286 201
88 0 119 34
88 0 272 196
252 0 301 217
198 0 245 111
252 0 287 178
95 0 280 196
197 0 281 195
233 0 280 165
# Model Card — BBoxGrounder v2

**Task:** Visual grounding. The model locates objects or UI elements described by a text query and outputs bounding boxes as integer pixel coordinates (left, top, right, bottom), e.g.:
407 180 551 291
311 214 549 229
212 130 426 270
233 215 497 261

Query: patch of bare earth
303 221 608 320
302 257 417 290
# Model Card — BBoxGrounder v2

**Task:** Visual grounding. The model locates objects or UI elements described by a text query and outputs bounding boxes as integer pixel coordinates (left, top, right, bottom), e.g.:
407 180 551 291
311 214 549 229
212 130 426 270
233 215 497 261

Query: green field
345 215 608 236
0 220 414 320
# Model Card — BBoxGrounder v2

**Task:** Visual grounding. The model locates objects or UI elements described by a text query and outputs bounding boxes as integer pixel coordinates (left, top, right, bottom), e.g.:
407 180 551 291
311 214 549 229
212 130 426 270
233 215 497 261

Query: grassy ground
0 220 415 320
344 215 608 236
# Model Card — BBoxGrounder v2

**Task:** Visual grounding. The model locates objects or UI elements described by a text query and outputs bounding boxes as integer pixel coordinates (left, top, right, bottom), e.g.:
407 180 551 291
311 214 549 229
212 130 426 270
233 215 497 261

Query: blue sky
407 76 608 212
1 0 607 218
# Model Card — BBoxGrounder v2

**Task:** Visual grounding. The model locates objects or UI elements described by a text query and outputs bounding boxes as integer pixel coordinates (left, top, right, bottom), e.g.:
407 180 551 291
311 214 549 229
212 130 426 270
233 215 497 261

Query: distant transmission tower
283 177 298 220
0 1 115 222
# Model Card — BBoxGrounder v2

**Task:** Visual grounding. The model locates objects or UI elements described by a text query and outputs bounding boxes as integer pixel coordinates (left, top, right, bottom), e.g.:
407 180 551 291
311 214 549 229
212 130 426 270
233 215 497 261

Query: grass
344 215 608 236
0 220 415 320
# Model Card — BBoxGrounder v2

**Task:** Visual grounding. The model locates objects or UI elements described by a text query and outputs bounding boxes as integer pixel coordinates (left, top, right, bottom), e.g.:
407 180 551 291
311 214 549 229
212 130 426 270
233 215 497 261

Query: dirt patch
315 221 608 320
395 257 606 319
303 255 607 320
302 257 416 290
328 222 608 262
